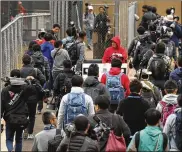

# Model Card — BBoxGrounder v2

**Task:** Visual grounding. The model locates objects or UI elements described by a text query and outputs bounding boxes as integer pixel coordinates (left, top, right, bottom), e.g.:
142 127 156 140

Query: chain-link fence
0 13 51 90
50 0 137 59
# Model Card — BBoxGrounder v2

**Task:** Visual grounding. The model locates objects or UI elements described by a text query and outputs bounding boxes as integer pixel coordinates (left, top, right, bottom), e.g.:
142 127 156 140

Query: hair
10 69 20 78
22 54 31 65
164 80 178 93
111 58 122 68
42 111 54 125
95 95 110 109
71 75 83 87
32 44 41 52
44 33 53 41
178 56 182 67
63 60 72 69
66 27 74 37
146 6 153 11
155 42 166 54
38 32 46 39
174 16 179 21
145 108 161 126
166 8 171 15
88 64 99 76
53 23 60 29
149 24 157 31
54 40 63 48
152 7 157 13
79 31 86 39
142 5 148 9
177 94 182 107
99 6 104 10
74 115 89 131
28 41 37 49
137 26 146 35
130 79 143 93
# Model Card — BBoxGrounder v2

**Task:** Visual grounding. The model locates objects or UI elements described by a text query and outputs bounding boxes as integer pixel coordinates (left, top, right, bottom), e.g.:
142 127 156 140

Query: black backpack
48 129 63 152
150 56 166 80
31 52 45 75
63 39 75 51
4 86 29 129
67 42 81 66
175 110 182 150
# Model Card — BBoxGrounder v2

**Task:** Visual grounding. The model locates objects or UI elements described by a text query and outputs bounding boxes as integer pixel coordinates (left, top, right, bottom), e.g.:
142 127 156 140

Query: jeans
27 102 37 134
86 29 93 46
6 123 23 152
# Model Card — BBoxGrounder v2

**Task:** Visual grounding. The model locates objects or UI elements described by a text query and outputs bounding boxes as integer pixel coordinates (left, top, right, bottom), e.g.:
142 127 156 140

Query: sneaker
23 130 28 139
37 110 41 114
27 134 34 140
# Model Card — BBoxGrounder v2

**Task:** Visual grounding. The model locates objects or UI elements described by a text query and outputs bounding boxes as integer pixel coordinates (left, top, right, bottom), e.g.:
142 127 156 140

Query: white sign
82 63 127 81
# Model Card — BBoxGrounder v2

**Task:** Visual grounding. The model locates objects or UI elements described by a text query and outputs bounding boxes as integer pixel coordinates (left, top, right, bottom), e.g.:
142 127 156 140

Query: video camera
92 115 110 139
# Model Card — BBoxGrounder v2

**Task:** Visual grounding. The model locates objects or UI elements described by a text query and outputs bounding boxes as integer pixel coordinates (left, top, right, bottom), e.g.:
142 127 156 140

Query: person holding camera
20 54 46 139
94 6 108 45
57 115 99 152
88 95 131 151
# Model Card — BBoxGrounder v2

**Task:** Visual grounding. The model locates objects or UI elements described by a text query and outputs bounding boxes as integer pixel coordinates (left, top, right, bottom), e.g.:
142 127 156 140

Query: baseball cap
88 5 93 10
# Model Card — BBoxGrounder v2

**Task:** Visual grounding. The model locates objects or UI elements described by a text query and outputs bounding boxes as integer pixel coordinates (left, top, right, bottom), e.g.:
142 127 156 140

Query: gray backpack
84 83 101 103
164 41 175 58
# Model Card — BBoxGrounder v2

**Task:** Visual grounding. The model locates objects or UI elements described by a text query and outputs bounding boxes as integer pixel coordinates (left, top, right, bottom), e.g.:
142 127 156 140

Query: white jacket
163 108 181 151
156 94 178 113
57 87 95 129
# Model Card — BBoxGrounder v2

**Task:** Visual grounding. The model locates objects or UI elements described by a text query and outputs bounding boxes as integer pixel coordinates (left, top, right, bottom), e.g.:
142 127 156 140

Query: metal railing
0 13 51 90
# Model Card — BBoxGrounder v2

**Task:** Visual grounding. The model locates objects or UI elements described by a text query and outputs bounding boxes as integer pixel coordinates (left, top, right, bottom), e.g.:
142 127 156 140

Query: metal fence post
114 0 120 36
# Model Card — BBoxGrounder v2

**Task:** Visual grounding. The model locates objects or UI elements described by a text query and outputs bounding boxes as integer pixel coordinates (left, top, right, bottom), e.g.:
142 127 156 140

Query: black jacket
94 13 108 32
53 68 75 96
1 85 30 119
20 64 46 86
56 132 99 152
116 93 150 135
88 109 131 147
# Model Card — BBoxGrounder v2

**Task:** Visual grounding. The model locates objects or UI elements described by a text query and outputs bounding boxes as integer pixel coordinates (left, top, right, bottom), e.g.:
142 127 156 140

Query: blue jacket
41 42 54 68
170 67 182 83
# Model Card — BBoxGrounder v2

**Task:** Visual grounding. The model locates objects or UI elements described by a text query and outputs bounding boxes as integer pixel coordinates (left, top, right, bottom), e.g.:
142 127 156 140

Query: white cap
88 5 93 10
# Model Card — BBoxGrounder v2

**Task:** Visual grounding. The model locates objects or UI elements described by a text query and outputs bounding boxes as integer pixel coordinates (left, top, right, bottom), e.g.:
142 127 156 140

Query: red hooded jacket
102 36 127 63
101 67 130 97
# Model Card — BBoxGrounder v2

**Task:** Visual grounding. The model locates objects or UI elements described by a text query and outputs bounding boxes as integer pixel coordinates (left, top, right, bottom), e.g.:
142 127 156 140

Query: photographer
94 6 108 45
20 54 46 139
88 95 131 151
57 115 99 152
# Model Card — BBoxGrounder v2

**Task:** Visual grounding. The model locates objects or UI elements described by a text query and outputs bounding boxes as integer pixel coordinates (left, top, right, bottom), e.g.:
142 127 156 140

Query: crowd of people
1 4 182 152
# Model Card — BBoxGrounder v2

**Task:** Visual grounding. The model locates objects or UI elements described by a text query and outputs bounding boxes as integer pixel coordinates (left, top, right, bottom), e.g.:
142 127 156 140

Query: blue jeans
86 28 93 46
6 123 23 152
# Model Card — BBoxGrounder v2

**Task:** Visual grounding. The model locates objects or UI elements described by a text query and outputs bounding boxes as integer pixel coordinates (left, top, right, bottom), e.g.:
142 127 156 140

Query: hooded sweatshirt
83 76 110 102
127 126 165 151
102 36 127 63
170 67 182 84
156 94 178 113
101 67 130 97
